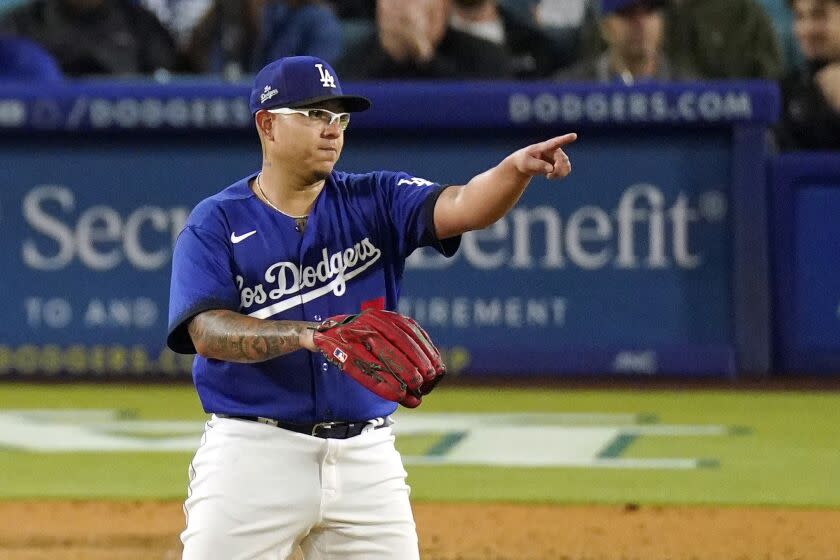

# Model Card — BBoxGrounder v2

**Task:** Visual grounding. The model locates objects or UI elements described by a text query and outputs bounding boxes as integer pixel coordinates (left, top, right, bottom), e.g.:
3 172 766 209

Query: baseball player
167 55 575 560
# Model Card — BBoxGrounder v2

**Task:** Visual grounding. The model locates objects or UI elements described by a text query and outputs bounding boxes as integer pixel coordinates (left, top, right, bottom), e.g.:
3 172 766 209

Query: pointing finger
537 133 578 153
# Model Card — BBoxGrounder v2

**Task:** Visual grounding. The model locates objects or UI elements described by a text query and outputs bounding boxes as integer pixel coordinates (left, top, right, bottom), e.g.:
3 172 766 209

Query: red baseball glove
312 309 446 408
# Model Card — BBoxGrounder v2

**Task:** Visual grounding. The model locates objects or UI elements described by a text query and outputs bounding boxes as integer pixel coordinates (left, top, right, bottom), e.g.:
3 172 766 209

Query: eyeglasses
267 107 351 130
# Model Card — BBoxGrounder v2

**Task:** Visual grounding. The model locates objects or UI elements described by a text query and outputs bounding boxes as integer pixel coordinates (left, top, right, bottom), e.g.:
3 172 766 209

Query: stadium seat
0 36 62 81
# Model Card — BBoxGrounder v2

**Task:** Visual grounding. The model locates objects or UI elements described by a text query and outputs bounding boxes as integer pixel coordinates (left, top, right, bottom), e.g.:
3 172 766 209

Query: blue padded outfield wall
0 81 782 378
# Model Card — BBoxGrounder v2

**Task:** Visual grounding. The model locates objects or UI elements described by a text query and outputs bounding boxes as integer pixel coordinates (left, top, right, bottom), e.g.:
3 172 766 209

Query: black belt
217 415 391 439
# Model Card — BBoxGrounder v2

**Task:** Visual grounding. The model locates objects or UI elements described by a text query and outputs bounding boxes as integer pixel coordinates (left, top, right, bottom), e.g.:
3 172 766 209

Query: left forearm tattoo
187 309 316 363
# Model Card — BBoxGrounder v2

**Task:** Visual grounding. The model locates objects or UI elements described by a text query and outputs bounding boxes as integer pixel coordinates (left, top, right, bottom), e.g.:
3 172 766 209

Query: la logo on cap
261 84 278 104
315 64 336 88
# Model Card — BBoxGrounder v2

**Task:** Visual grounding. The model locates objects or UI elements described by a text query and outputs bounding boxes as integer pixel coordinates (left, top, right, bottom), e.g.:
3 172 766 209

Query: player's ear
255 111 274 141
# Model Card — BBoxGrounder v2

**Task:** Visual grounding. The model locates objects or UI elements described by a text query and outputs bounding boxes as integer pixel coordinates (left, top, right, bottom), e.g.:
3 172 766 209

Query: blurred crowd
0 0 838 150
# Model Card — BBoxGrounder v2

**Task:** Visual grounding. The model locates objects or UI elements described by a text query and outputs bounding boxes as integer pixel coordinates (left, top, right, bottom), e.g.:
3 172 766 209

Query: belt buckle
311 421 337 437
363 417 386 432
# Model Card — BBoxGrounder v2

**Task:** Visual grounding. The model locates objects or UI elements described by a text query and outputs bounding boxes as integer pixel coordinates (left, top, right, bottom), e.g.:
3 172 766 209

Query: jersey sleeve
166 225 240 354
380 171 461 259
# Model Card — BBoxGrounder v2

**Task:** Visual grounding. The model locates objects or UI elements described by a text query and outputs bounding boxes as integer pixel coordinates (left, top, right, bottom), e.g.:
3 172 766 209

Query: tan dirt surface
1 500 839 560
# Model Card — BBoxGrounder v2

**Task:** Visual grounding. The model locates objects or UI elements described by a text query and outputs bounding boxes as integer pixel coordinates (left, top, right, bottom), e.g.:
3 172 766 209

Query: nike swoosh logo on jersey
230 230 257 244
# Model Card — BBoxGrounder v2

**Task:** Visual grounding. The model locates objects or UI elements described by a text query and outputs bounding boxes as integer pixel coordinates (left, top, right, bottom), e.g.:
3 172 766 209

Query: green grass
1 383 839 507
0 451 194 498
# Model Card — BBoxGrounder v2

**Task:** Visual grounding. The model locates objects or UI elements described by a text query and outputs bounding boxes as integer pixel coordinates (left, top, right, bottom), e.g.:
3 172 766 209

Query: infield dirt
1 500 838 560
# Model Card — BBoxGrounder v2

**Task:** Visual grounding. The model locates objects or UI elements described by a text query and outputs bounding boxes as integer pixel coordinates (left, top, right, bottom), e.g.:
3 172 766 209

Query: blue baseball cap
249 56 371 115
601 0 667 14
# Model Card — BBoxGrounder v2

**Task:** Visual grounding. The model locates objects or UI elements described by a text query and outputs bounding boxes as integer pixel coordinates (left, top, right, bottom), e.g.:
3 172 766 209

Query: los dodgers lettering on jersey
167 170 459 423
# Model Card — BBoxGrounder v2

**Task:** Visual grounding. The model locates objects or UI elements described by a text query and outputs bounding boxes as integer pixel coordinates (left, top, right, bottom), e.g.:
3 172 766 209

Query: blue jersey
167 170 459 423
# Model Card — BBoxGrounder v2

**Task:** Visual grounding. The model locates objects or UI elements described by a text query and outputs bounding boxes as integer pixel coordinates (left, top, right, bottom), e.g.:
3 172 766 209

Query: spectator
254 1 342 70
139 0 212 48
186 0 342 77
756 0 803 71
524 0 590 67
0 35 62 81
666 0 783 79
531 0 588 29
447 0 560 77
338 0 557 79
557 0 693 83
579 0 783 79
0 0 177 76
778 0 840 150
182 0 256 77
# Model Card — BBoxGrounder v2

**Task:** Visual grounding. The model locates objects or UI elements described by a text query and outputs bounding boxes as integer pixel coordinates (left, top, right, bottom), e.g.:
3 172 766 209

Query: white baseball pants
181 415 419 560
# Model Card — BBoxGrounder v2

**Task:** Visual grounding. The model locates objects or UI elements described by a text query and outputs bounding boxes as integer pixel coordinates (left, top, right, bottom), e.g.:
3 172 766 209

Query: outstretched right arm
433 133 577 239
187 310 318 363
